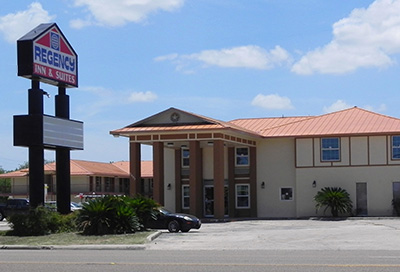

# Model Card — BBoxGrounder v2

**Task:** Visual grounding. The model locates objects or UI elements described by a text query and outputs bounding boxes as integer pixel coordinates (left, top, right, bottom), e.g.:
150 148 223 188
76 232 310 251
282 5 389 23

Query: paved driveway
147 218 400 250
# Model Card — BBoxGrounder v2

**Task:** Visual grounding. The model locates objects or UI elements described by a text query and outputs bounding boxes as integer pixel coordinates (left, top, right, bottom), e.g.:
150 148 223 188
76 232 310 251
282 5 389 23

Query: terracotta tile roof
229 116 311 134
112 161 153 178
258 107 400 137
0 160 153 179
0 169 28 178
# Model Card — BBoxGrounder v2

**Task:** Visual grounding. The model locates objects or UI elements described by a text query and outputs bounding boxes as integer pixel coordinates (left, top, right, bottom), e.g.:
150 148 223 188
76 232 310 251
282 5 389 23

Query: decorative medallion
170 112 180 123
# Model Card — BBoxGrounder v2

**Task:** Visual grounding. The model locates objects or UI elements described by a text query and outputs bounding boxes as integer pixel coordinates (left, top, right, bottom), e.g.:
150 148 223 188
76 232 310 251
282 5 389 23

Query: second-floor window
392 136 400 159
236 147 249 166
182 148 190 167
321 138 340 161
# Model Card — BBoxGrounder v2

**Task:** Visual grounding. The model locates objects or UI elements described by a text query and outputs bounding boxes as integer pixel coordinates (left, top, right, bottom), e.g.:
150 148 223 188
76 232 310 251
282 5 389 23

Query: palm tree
314 187 353 217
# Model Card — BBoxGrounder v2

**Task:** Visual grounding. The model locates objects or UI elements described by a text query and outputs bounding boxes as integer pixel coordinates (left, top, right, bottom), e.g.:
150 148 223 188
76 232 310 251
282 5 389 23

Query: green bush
126 195 159 229
7 206 79 236
77 196 142 235
314 187 353 217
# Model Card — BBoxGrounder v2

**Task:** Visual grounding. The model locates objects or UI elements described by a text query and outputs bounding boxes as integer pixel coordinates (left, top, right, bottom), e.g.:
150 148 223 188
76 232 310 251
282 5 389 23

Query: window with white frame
280 187 293 201
236 147 249 166
182 148 190 167
321 138 340 161
236 184 250 208
182 185 190 209
392 136 400 160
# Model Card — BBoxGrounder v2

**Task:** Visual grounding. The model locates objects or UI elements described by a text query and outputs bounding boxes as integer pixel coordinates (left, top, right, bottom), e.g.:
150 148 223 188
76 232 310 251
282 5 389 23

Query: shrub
314 187 353 217
77 196 142 235
7 206 79 236
392 198 400 216
126 195 159 229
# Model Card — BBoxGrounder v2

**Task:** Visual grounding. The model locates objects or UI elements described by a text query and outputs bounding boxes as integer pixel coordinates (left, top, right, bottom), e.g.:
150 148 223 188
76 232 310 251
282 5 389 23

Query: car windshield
159 207 173 215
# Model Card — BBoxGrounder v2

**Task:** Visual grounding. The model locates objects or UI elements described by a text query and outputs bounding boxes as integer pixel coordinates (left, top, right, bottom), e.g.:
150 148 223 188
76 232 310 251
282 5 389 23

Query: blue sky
1 0 400 170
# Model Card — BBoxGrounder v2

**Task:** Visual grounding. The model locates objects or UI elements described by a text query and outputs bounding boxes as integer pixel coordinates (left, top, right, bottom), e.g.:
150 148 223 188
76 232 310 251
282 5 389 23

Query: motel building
111 106 400 219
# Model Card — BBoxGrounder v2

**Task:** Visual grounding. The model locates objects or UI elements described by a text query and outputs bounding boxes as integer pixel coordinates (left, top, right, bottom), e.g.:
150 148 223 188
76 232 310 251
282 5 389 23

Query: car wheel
0 212 4 221
168 220 180 233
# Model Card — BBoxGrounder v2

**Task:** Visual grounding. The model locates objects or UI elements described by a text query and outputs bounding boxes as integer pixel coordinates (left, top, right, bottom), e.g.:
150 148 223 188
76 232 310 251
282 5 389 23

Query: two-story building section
110 106 400 219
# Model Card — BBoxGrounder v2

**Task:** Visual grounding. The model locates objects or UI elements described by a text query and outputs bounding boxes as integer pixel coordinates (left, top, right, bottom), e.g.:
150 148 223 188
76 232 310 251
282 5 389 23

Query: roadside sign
17 23 78 88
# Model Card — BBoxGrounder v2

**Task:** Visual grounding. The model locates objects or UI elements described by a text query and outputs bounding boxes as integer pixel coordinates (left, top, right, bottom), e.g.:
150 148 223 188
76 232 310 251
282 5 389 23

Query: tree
0 166 11 194
314 187 353 217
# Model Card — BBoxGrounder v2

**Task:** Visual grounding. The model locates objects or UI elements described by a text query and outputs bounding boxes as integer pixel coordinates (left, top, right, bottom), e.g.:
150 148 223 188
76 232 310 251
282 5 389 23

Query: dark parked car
146 207 201 233
0 198 30 221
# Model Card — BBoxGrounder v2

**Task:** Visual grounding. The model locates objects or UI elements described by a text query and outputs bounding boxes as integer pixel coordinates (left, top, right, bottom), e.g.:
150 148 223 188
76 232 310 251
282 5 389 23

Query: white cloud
128 91 157 102
71 0 184 28
292 0 400 75
323 100 352 113
157 45 292 72
76 87 157 117
364 103 387 112
0 2 55 43
251 94 294 110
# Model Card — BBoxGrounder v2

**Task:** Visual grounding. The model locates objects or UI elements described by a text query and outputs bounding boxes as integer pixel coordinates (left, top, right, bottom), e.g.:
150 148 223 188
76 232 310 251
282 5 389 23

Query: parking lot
147 218 400 251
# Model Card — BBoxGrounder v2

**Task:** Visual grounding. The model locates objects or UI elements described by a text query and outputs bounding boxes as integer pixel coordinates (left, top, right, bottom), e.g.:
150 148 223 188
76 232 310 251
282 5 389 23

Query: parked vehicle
0 198 30 221
45 201 82 212
146 207 201 233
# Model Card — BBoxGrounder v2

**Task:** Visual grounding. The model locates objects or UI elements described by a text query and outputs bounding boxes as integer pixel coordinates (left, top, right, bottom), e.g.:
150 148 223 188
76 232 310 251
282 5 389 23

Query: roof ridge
259 115 316 133
230 116 312 122
70 160 95 175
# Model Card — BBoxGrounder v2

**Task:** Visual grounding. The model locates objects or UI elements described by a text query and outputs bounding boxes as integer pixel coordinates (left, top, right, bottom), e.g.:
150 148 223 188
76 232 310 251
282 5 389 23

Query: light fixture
167 142 174 147
207 141 214 146
261 182 265 189
312 180 317 188
167 183 171 190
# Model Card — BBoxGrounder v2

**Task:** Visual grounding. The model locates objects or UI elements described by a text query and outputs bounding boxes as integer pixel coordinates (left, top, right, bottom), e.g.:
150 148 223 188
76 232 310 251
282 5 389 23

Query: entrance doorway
356 182 368 216
204 185 229 217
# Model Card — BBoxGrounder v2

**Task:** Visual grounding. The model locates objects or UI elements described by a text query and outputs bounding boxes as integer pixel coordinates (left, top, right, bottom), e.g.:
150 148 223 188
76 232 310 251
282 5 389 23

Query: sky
1 0 400 171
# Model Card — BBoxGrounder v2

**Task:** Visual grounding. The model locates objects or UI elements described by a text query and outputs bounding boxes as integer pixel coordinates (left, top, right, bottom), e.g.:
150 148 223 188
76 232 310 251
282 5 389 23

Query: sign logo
50 32 59 51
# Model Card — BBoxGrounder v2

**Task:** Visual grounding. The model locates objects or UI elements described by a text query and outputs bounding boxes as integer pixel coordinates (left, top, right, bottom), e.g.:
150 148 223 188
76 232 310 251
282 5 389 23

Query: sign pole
28 79 45 208
55 85 71 214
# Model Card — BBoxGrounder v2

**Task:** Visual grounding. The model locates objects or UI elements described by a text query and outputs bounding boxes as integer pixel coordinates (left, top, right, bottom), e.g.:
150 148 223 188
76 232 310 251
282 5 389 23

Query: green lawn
0 231 155 246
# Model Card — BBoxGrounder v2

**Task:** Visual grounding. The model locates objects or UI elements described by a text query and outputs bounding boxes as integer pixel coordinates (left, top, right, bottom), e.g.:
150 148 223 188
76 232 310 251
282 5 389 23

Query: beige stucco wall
296 166 399 217
70 176 89 194
11 177 29 195
257 138 296 218
370 136 387 165
350 137 368 165
202 146 228 180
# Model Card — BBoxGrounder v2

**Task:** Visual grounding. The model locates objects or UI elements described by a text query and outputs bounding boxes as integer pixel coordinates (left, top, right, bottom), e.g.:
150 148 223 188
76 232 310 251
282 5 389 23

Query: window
280 187 293 201
236 184 250 208
104 177 115 192
182 185 190 209
321 138 340 161
392 136 400 159
182 148 190 167
95 176 102 192
236 147 249 166
119 178 130 195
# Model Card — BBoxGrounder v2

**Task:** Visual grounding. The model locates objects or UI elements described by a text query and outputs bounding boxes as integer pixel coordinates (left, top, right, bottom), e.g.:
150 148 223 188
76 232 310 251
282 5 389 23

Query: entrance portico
111 108 259 219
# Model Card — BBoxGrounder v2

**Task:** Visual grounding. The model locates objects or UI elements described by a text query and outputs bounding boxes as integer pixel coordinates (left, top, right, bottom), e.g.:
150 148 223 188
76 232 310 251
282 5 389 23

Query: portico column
189 141 202 217
153 142 164 205
129 141 141 197
214 140 225 219
249 146 257 217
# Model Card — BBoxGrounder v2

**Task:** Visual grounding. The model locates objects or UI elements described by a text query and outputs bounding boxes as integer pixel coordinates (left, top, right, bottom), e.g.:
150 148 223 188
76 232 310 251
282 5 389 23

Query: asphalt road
0 249 399 272
1 218 400 271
